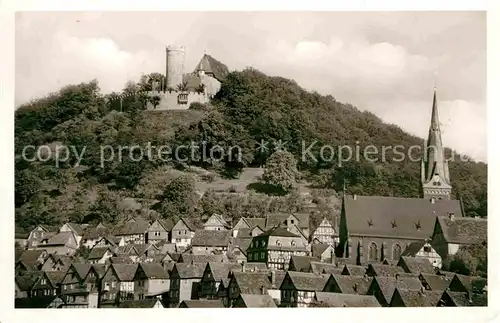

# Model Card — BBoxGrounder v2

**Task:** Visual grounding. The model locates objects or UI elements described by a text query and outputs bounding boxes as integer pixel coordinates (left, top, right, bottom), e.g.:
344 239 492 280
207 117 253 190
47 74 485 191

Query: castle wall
146 91 209 111
200 73 222 98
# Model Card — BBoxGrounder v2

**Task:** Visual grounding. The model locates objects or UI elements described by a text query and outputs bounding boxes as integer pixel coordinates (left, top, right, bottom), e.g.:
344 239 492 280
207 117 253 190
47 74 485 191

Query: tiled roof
19 250 47 263
244 262 269 272
179 299 225 308
230 237 252 255
398 256 435 274
309 262 343 275
270 271 286 289
342 264 367 276
15 271 43 291
174 263 206 279
66 223 84 235
315 292 380 307
82 226 108 240
192 230 231 247
437 216 487 244
443 291 488 306
45 271 66 285
393 288 442 307
114 245 137 256
179 253 228 264
137 263 169 279
311 243 331 258
285 272 329 291
45 231 75 246
343 195 462 238
419 273 452 291
367 264 405 277
193 54 230 82
109 256 134 264
88 247 113 260
232 272 272 294
258 226 299 238
330 275 372 294
113 220 150 236
289 256 318 272
244 218 266 229
401 241 426 257
111 264 139 281
238 294 277 307
91 264 107 278
265 213 309 230
71 264 93 280
450 274 487 294
118 299 164 308
159 218 175 231
207 262 241 281
371 276 423 304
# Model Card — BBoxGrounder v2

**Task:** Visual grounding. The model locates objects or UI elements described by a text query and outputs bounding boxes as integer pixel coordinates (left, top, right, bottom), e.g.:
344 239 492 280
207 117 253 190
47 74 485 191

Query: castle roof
193 54 229 82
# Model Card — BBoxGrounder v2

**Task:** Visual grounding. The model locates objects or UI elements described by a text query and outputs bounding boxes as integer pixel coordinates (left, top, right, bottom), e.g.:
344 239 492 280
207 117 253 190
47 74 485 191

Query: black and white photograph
6 7 493 314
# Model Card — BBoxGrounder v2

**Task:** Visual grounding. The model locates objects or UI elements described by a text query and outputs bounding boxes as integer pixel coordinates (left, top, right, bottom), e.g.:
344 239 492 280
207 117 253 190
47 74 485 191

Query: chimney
270 270 276 286
353 194 357 200
430 197 436 204
448 213 455 221
242 262 246 273
330 249 336 265
260 285 266 295
395 273 400 281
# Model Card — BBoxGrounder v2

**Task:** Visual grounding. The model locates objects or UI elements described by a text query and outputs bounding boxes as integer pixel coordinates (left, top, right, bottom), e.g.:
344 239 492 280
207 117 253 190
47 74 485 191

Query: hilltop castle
146 45 230 110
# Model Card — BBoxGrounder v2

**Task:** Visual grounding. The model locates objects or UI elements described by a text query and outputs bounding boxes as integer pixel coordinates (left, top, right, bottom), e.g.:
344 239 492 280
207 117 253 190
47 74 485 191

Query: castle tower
165 45 186 90
421 88 452 200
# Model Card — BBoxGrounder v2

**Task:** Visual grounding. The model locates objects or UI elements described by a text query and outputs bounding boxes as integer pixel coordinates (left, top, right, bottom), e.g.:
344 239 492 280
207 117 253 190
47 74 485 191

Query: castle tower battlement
166 45 186 89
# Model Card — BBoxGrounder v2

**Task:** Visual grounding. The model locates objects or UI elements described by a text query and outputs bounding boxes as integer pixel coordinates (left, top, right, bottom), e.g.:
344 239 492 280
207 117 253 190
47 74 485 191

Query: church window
368 242 378 261
392 244 402 260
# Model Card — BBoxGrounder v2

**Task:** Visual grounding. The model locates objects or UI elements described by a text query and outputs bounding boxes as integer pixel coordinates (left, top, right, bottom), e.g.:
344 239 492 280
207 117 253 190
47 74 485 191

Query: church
336 89 465 265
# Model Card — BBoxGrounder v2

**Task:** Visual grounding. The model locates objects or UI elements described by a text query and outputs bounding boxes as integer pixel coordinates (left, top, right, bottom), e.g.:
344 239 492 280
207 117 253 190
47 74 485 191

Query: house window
291 220 294 224
368 242 378 261
392 244 402 260
423 246 432 253
41 278 47 285
111 281 116 288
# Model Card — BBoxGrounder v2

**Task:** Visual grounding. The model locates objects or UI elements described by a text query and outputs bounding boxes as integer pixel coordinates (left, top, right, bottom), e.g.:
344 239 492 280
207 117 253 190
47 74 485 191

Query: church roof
343 195 462 239
193 54 229 81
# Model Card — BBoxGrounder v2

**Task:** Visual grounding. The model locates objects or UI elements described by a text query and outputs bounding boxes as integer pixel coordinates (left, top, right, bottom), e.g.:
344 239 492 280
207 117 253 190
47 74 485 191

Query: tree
262 150 299 194
156 175 197 219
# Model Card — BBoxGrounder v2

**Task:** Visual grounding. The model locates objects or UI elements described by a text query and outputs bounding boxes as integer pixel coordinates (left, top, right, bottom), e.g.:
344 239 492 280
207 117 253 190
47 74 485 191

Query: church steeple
421 87 452 200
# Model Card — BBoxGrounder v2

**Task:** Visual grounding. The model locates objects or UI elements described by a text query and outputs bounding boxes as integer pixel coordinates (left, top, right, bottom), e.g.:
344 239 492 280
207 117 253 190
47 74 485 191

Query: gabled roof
231 272 272 294
265 213 310 230
16 271 43 291
88 247 114 260
309 262 343 275
205 262 241 281
311 243 332 258
284 272 329 291
401 241 427 256
238 294 277 307
179 299 225 308
18 250 47 263
450 274 487 294
367 264 405 277
204 213 231 229
90 264 107 279
44 231 76 246
419 273 453 291
192 230 231 247
370 276 423 304
64 223 84 235
174 217 197 231
315 292 380 307
193 54 229 82
343 195 462 238
173 263 206 279
113 220 150 236
289 255 317 272
159 218 175 231
329 275 372 294
82 226 108 240
258 226 299 238
392 288 442 307
436 216 487 244
244 218 266 230
179 253 228 264
397 256 434 274
441 290 488 306
136 263 169 279
69 263 93 281
341 264 367 276
110 264 139 281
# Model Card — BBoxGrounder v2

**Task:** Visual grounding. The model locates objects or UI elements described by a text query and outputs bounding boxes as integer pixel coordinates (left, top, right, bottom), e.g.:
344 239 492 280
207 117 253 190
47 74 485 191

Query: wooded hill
14 68 487 232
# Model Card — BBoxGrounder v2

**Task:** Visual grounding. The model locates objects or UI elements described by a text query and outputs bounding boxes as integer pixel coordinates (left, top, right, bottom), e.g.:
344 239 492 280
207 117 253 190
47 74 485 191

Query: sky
15 12 486 161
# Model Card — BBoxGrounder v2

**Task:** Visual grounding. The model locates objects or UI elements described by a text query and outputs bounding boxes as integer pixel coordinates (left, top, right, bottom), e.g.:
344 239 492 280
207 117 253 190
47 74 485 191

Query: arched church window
368 242 378 261
392 244 402 260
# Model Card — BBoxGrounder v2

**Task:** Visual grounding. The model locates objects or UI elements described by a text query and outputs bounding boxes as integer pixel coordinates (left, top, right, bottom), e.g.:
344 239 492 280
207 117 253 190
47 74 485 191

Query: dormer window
415 221 422 230
276 240 282 247
391 220 397 229
291 240 296 247
367 219 373 227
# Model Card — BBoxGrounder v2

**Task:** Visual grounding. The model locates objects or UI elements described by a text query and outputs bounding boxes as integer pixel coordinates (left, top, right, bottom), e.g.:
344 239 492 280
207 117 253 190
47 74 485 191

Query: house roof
41 271 66 287
109 256 134 264
343 195 462 238
289 255 318 272
265 213 309 230
179 299 225 308
174 263 206 279
111 264 139 281
436 216 487 244
285 272 329 291
118 299 164 308
309 262 343 275
450 274 487 294
206 262 241 281
45 231 75 246
367 264 405 277
159 218 175 231
330 275 372 294
315 292 380 307
82 226 108 240
192 230 231 247
398 256 435 274
88 247 113 260
419 273 453 291
91 264 107 278
443 291 488 306
19 250 47 263
65 223 84 235
70 263 93 280
342 265 367 276
371 276 423 304
232 272 272 294
258 226 300 238
230 237 252 255
179 253 228 264
16 271 43 291
238 294 277 307
193 54 230 82
393 288 442 307
113 220 150 236
311 243 332 258
244 218 266 230
401 241 427 256
137 263 169 279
